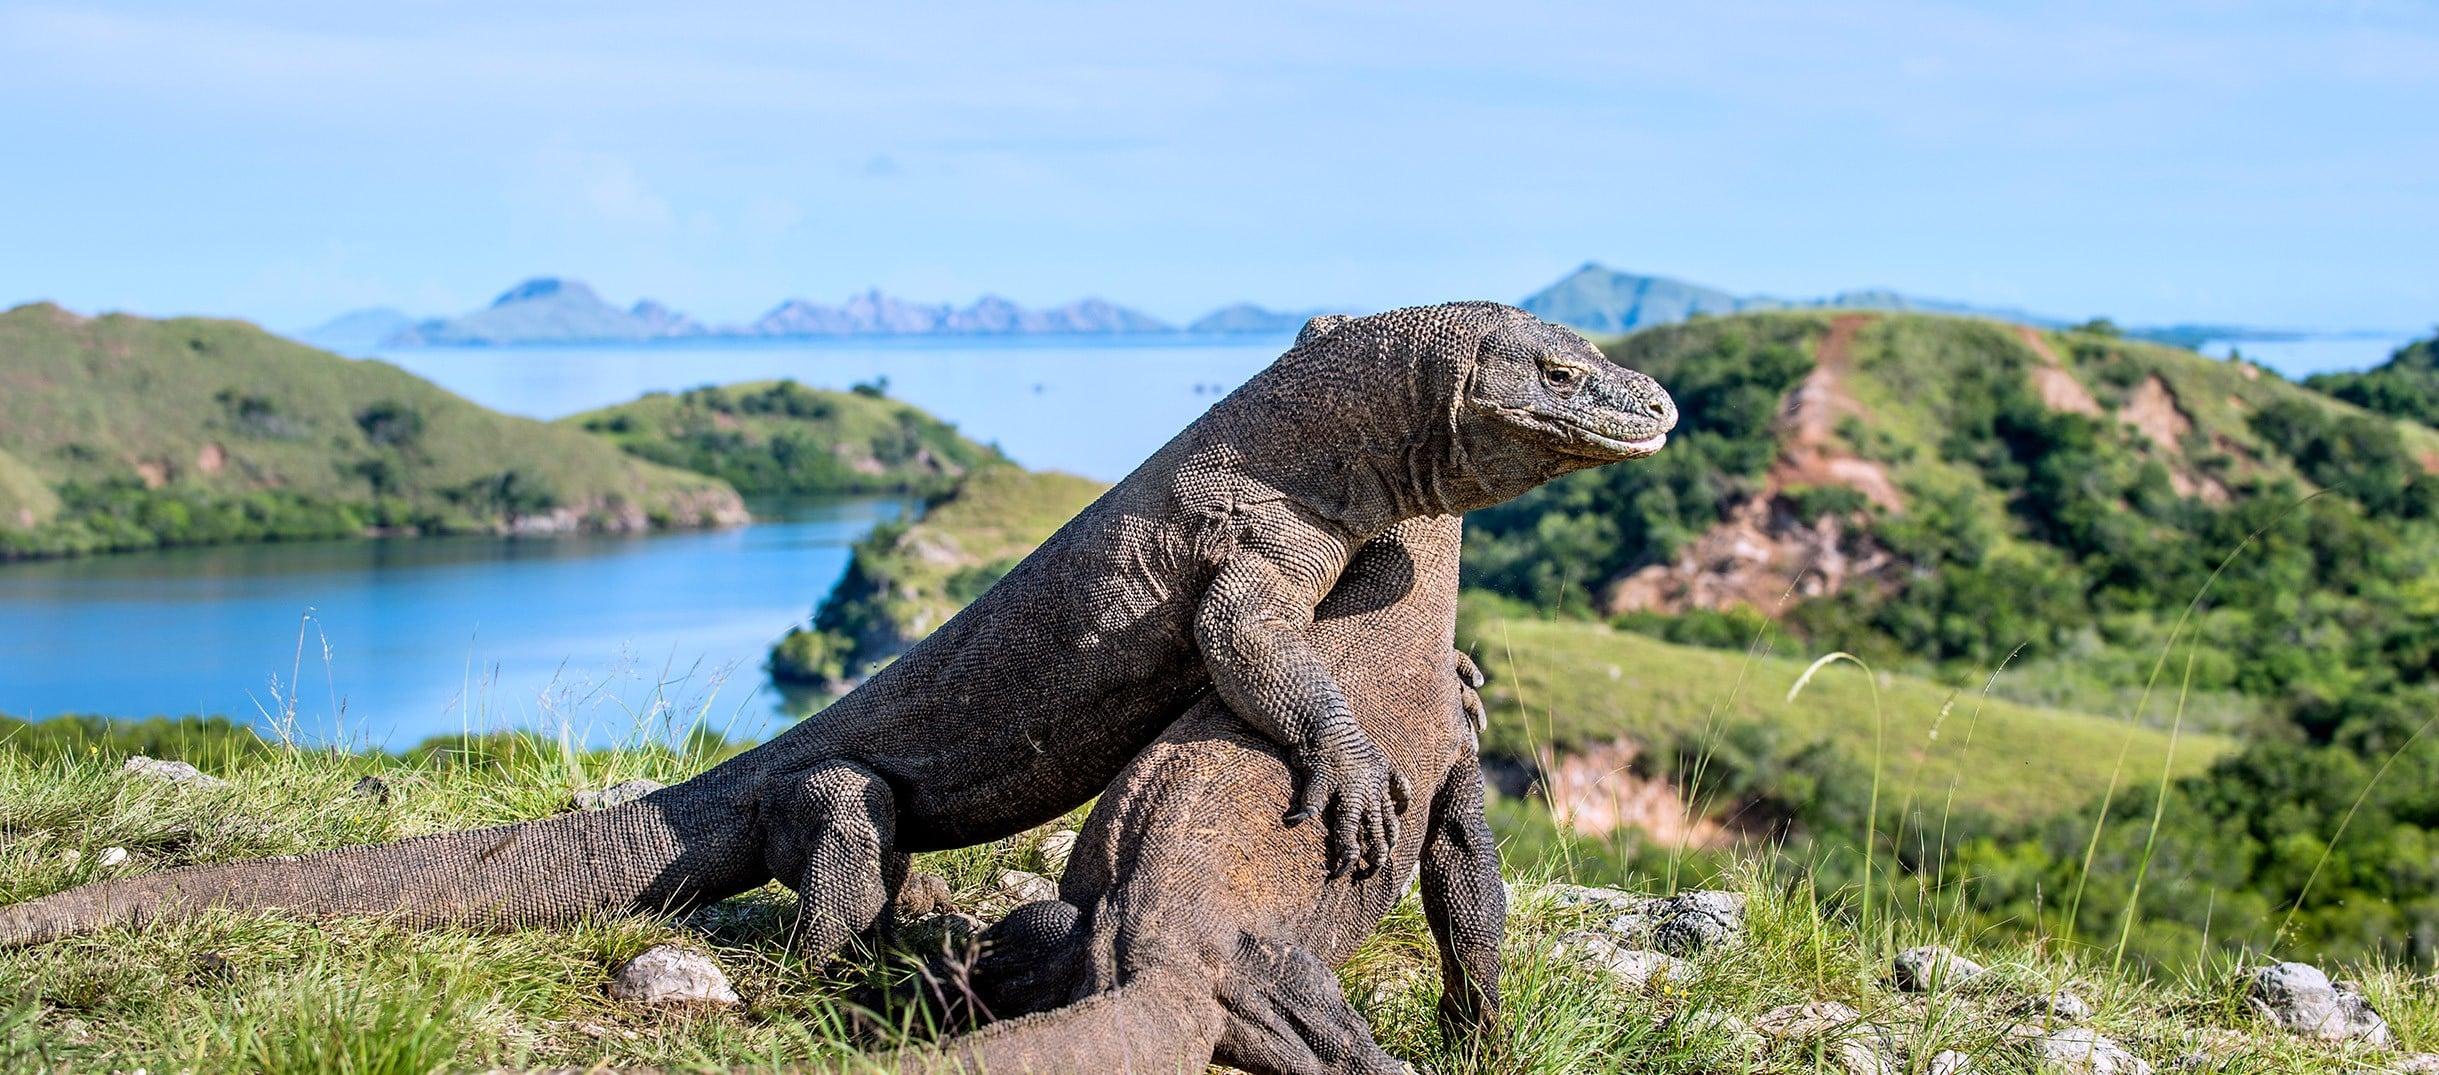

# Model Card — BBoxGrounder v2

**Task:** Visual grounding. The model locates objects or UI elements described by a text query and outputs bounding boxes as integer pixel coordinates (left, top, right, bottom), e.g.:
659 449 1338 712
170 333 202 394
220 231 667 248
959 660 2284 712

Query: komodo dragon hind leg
1214 939 1414 1075
760 759 900 962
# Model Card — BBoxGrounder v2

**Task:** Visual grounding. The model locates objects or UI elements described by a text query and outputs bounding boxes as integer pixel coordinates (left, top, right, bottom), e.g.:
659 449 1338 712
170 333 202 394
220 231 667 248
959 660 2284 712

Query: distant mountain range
310 279 1321 349
1514 263 2310 348
304 267 2325 350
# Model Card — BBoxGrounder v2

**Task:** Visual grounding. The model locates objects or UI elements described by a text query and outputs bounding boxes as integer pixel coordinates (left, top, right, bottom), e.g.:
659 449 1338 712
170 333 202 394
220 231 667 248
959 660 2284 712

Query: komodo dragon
886 514 1496 1075
2 303 1673 965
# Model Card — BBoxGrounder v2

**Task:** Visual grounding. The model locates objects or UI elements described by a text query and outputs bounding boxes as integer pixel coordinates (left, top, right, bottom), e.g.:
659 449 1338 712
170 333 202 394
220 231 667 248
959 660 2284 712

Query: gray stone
121 756 221 786
2010 1025 2151 1074
573 778 665 811
2390 1055 2439 1074
1753 1001 1896 1075
607 945 739 1006
2246 962 2392 1045
1549 931 1692 988
2015 989 2095 1024
995 869 1059 904
1036 829 1080 875
1547 882 1646 914
95 847 130 868
1649 890 1745 955
350 775 391 802
1893 946 1988 992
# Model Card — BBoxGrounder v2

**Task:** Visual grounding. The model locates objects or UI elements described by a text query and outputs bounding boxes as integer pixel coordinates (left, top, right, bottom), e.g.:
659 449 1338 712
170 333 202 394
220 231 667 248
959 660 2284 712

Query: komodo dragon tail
876 975 1225 1075
0 785 763 948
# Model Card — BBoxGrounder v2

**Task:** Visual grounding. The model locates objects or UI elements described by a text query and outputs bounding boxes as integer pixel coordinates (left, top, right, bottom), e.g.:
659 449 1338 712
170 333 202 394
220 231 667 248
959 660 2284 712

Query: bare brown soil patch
2123 374 2194 451
1603 494 1895 617
196 442 226 475
134 460 169 489
1537 739 1734 848
2017 326 2102 416
1767 314 1903 512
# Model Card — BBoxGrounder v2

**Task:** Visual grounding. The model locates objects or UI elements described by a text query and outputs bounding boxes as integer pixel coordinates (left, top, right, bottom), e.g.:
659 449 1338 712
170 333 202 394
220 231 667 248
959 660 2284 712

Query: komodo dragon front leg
1198 522 1411 877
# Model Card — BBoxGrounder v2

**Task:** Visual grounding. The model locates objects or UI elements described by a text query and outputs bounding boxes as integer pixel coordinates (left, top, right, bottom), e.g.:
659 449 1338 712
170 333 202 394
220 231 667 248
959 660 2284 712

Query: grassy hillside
3 731 2429 1073
564 379 1005 496
1467 309 2439 971
1469 608 2229 828
0 303 744 558
768 464 1107 687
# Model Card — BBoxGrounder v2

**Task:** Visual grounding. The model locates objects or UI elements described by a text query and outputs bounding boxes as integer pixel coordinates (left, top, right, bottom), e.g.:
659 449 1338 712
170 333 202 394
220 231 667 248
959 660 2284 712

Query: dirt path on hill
1767 314 1903 511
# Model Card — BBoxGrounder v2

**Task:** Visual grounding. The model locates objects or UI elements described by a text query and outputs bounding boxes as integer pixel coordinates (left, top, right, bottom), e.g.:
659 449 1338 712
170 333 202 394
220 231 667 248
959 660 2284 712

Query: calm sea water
0 336 1296 746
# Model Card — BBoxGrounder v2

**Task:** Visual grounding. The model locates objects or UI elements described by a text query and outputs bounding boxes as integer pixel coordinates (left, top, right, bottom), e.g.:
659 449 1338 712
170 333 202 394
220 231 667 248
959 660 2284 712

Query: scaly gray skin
889 515 1498 1075
1 304 1673 964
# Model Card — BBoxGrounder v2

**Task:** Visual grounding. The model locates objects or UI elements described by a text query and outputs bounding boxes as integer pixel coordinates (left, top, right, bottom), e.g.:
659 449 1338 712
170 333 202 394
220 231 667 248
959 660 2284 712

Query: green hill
1464 309 2439 969
769 464 1106 688
565 378 1004 497
2304 331 2439 426
0 303 744 558
1471 610 2227 828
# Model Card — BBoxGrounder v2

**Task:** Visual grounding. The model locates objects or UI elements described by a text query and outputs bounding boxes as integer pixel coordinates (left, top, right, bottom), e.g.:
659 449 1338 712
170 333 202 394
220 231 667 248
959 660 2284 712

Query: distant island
307 279 1327 349
301 265 2350 351
1514 262 2325 349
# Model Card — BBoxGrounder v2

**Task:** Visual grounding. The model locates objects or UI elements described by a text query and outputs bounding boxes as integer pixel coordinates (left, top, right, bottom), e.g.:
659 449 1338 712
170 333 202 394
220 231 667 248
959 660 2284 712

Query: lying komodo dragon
884 514 1500 1075
2 303 1673 964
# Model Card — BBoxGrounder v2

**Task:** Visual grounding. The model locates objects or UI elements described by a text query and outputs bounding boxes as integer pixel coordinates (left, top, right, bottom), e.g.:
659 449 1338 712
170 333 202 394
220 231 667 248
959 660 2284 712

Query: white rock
1036 830 1079 875
2390 1054 2439 1074
1547 883 1647 914
121 756 221 786
59 849 81 866
2246 962 2392 1045
573 778 665 811
607 945 739 1006
2010 1025 2151 1074
1893 946 1988 992
96 847 130 868
1753 1001 1897 1075
995 869 1058 904
1549 931 1692 988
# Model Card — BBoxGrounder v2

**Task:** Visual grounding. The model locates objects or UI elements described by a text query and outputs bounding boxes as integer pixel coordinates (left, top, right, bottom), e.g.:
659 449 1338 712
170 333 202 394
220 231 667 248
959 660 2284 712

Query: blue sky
1 2 2433 333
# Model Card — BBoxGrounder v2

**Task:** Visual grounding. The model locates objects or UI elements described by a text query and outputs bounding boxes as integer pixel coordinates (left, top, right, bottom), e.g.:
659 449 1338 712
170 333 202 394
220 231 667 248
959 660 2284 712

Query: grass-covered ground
1 732 2427 1073
1466 605 2231 828
564 380 1006 498
0 303 743 558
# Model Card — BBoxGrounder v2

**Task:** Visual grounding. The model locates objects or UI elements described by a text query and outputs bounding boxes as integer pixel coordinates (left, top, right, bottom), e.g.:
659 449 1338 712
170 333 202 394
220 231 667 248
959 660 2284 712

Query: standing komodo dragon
2 303 1674 965
885 514 1501 1075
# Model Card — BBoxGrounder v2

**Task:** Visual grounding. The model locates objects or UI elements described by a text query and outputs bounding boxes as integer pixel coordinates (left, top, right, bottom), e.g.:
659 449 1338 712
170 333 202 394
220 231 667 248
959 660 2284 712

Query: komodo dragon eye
1541 362 1583 390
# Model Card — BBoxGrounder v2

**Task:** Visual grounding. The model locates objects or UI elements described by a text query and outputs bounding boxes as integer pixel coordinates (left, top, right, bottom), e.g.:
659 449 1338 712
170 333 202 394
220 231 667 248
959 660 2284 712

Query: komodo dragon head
1261 302 1676 521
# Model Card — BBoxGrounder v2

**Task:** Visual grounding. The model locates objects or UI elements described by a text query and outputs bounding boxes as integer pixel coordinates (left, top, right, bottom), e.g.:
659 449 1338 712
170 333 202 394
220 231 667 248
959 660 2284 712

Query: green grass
1466 608 2231 827
563 379 1006 497
2 737 2421 1073
0 303 742 557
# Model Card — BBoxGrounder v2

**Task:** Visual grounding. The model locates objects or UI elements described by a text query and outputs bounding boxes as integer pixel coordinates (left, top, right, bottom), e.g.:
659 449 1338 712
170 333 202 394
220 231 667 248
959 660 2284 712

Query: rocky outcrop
2246 962 2392 1045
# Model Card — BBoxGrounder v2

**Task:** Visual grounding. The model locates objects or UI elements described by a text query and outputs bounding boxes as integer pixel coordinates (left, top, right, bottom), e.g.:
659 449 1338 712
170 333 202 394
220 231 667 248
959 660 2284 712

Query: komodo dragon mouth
1483 403 1671 461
